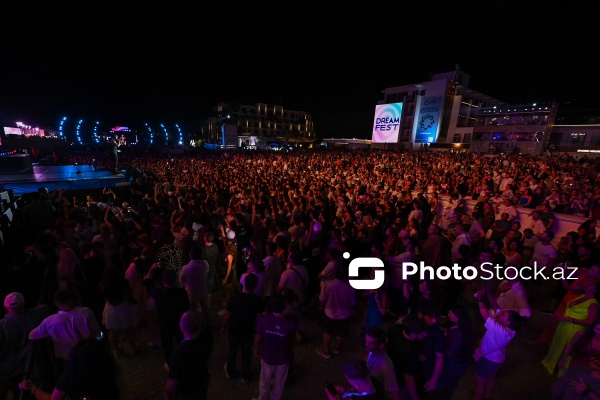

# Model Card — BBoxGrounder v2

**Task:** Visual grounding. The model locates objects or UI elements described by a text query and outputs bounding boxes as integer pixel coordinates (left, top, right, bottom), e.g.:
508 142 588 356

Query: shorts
475 356 503 379
322 314 350 336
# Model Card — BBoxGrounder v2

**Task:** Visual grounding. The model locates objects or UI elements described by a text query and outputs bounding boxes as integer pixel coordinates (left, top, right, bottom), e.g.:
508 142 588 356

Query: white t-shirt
480 316 515 363
530 242 558 269
278 264 309 303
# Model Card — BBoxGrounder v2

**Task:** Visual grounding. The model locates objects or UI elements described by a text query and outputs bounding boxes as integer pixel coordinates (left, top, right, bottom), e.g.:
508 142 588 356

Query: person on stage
110 134 120 174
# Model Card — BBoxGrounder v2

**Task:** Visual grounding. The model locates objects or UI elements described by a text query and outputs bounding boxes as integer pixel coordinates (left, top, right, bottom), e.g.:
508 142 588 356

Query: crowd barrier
437 194 600 246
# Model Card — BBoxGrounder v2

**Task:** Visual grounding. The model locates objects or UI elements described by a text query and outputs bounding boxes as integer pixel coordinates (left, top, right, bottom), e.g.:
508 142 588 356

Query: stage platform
0 164 129 196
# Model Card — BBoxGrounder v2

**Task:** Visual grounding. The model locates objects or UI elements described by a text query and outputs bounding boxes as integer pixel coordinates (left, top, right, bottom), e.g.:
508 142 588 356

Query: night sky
1 4 598 139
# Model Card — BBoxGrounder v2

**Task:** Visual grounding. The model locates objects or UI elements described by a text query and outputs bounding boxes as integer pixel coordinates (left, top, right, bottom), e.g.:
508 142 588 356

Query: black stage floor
0 164 129 196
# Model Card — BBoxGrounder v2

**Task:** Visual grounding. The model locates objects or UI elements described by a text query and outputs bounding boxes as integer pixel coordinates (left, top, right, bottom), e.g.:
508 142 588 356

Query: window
453 134 462 143
570 133 586 145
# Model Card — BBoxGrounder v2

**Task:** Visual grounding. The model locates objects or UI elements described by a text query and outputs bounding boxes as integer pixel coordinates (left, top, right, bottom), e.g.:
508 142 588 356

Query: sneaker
315 348 332 359
224 362 233 380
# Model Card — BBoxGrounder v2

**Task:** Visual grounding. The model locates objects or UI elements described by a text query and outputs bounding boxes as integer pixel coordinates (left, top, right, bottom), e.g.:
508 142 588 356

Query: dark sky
1 4 598 140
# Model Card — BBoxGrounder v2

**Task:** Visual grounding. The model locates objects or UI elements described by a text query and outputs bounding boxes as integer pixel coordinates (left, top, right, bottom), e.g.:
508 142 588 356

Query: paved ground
112 280 559 400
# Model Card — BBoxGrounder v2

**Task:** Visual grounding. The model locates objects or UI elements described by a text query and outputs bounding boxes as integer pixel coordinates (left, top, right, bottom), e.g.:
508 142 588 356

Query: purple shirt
256 313 297 365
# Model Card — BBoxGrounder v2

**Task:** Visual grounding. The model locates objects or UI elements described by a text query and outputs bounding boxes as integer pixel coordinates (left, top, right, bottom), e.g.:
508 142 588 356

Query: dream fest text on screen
372 102 402 143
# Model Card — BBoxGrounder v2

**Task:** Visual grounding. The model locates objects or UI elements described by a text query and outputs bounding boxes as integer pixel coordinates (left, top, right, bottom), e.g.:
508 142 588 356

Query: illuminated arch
175 124 183 146
144 122 154 144
75 119 83 144
58 116 67 139
93 121 100 143
160 123 169 145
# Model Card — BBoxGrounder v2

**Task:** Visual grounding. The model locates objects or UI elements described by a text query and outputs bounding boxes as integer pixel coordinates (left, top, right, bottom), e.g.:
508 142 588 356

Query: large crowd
1 148 600 400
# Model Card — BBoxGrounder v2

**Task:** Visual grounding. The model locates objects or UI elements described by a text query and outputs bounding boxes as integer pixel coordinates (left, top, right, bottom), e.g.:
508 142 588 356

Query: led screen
413 96 443 144
372 103 402 143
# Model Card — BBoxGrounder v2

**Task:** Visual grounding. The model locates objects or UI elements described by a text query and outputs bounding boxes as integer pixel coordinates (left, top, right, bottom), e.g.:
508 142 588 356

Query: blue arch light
161 123 169 145
58 116 67 138
144 122 154 144
76 119 83 144
93 121 100 143
176 124 183 146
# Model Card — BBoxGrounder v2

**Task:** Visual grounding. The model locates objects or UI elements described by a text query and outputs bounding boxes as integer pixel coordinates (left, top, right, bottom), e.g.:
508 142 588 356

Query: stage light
160 123 169 145
76 119 83 144
175 124 183 146
93 121 100 143
58 117 67 138
144 122 154 144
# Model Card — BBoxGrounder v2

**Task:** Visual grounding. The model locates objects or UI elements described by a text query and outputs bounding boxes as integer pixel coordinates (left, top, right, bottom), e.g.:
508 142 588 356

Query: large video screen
413 96 443 144
4 127 23 135
372 103 402 143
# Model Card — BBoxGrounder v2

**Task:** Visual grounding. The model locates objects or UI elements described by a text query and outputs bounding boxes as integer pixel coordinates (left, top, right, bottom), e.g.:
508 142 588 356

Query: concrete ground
113 280 559 400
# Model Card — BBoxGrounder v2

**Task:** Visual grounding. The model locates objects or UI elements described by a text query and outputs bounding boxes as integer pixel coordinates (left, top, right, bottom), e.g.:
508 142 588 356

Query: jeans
257 359 289 400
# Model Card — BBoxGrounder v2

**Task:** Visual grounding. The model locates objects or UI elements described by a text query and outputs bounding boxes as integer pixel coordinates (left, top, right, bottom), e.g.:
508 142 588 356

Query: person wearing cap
0 292 49 399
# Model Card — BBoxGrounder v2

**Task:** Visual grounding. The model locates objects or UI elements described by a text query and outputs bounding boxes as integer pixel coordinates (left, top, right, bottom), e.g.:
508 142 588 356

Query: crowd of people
1 148 600 400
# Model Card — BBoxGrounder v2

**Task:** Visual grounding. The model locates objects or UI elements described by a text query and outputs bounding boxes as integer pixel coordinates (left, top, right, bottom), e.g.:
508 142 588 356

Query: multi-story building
378 67 506 150
469 101 558 155
200 71 600 155
202 102 316 148
369 67 599 155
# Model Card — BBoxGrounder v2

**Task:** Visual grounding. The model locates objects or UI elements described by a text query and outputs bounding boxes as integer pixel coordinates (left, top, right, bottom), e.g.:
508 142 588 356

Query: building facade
378 68 507 150
202 102 316 147
372 67 600 155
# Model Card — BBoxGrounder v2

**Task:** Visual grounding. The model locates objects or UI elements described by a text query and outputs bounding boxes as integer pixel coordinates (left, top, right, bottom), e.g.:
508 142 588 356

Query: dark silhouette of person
110 134 119 174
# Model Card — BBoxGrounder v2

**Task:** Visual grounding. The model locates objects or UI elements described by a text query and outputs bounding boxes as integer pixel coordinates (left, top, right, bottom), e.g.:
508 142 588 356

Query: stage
0 160 130 196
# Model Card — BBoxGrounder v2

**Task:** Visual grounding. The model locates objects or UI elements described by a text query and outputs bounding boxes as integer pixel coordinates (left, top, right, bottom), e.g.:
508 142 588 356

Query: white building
325 67 600 155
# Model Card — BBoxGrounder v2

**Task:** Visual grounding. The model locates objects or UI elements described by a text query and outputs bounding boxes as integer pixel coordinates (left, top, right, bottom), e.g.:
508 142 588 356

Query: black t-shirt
169 329 214 396
387 324 419 387
226 291 263 334
144 281 190 329
201 243 219 271
234 224 251 248
418 325 445 380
